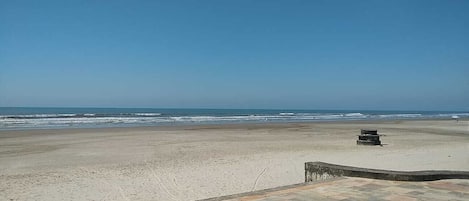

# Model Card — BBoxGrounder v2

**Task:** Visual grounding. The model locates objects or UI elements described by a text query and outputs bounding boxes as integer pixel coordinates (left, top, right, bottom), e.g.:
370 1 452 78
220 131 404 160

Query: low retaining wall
305 161 469 182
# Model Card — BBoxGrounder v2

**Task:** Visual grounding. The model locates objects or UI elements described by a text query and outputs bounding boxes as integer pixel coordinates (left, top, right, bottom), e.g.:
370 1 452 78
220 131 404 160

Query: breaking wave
1 110 468 130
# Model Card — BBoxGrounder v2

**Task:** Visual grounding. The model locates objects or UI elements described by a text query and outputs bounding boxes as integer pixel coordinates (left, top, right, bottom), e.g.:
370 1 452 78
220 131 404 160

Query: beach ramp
200 162 469 201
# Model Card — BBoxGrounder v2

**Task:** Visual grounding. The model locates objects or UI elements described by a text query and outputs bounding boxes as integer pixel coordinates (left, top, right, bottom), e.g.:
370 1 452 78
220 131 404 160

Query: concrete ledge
305 161 469 182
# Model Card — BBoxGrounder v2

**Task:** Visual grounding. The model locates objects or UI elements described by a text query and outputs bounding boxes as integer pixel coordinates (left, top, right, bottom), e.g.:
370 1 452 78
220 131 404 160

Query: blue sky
1 0 468 110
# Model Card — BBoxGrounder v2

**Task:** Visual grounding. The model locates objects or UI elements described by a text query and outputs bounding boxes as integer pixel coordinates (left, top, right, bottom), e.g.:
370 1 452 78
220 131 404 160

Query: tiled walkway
207 177 469 201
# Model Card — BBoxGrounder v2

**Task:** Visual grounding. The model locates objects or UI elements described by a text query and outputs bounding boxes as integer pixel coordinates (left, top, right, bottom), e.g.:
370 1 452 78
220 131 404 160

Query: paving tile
398 183 426 190
406 191 425 196
385 194 418 201
427 181 469 193
209 178 469 201
381 186 415 194
447 191 469 199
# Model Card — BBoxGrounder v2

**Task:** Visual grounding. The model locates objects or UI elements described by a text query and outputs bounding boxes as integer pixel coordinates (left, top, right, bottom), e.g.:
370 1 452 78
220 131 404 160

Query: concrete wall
305 161 469 182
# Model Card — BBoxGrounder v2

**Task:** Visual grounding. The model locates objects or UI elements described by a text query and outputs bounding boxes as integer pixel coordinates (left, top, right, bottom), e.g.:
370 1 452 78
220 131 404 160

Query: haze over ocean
1 0 468 110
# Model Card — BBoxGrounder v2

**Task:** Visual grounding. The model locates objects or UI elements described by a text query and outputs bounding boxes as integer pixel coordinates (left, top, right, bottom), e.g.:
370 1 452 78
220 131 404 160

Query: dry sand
1 120 468 200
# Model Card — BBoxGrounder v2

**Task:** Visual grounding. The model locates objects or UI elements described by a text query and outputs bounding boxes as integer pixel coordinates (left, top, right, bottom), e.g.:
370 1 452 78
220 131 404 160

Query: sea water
0 107 468 130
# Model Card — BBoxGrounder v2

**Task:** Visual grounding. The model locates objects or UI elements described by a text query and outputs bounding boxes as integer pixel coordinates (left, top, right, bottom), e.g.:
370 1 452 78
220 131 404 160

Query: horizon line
0 106 468 112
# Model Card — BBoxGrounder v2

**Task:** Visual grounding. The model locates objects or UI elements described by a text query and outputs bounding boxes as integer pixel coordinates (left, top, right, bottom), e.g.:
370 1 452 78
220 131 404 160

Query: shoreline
1 117 466 133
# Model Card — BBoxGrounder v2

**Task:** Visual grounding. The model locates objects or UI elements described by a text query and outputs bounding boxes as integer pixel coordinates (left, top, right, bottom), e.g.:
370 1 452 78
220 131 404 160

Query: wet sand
1 120 468 200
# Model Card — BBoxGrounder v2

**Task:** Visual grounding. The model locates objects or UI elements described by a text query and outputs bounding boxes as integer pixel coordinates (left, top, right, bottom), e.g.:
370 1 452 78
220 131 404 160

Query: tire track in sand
144 160 179 201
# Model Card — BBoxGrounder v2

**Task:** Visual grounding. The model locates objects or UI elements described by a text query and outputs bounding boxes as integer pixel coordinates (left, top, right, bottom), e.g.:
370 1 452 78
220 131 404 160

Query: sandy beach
1 120 468 201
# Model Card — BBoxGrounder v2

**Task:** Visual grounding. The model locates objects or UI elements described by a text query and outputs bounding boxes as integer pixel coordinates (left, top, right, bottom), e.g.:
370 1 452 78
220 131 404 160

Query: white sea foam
378 114 422 118
133 113 162 116
343 113 365 117
2 114 77 118
1 111 469 129
437 113 469 117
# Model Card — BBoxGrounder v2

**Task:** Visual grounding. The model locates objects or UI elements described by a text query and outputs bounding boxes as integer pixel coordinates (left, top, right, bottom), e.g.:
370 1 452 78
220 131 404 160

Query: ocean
0 107 467 130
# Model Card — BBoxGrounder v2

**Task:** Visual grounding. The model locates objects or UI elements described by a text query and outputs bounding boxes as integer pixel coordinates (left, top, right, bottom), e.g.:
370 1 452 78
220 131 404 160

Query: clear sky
1 0 468 111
